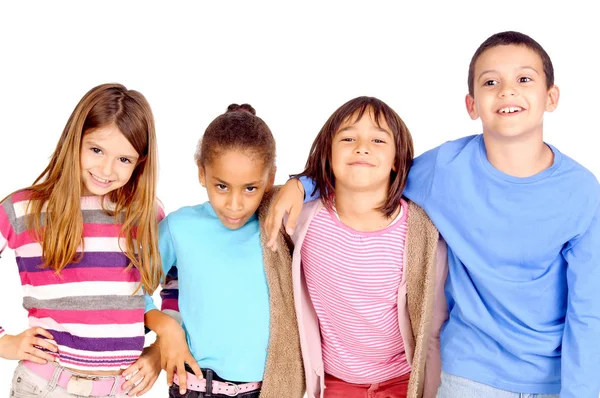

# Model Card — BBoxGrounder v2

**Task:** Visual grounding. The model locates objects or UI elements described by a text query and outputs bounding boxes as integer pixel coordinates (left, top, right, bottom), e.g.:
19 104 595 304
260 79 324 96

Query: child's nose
227 193 243 211
101 159 113 176
355 139 370 154
499 83 518 98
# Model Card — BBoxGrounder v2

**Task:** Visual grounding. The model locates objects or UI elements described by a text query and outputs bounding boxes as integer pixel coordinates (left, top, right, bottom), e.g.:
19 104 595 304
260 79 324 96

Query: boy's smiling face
466 44 559 140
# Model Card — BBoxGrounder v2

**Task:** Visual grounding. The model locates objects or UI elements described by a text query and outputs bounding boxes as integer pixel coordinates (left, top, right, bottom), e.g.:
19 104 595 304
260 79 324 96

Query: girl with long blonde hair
0 83 163 397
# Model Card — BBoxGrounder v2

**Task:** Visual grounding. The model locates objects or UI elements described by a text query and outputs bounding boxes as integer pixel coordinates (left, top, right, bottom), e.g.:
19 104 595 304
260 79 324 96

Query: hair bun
226 103 256 116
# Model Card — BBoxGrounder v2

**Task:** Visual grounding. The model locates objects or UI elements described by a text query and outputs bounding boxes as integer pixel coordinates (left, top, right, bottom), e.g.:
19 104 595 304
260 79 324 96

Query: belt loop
48 362 63 392
205 369 213 396
110 375 121 396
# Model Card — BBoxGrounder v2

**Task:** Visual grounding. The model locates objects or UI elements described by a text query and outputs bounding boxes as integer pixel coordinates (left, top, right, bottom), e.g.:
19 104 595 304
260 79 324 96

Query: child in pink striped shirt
266 97 447 398
0 83 164 397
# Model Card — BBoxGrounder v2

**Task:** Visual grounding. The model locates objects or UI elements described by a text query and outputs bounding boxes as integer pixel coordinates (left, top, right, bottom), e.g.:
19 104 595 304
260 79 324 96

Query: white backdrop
1 0 598 395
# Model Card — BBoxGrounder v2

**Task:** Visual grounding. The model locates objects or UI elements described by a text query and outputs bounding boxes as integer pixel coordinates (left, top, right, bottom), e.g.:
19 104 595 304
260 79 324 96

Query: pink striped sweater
0 191 163 371
301 200 411 384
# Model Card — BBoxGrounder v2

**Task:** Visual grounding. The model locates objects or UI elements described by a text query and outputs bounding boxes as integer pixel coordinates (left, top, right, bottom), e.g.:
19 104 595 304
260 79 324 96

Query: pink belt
23 361 126 397
173 371 261 396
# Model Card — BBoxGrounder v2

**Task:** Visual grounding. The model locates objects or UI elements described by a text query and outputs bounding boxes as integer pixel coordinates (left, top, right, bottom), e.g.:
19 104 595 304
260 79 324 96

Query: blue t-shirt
148 202 270 382
302 134 600 397
406 135 600 397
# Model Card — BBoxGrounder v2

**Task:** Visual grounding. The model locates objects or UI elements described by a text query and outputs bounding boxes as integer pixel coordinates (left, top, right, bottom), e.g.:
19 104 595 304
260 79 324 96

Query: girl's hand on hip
122 341 162 396
0 327 57 363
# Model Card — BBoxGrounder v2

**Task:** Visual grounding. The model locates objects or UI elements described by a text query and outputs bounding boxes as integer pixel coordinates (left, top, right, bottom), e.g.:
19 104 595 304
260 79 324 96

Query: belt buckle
66 375 95 396
223 382 241 397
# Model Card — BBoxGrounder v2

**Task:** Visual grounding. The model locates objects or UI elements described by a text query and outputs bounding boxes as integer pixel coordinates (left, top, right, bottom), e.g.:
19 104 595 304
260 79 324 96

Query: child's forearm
145 309 181 337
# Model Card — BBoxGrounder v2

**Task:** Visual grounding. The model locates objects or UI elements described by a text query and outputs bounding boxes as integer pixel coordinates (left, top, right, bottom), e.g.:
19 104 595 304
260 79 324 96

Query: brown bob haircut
296 96 413 217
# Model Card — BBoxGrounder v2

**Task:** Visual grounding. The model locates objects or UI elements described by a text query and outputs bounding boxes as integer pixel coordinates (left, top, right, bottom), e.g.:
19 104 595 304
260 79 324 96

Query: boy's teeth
499 107 522 113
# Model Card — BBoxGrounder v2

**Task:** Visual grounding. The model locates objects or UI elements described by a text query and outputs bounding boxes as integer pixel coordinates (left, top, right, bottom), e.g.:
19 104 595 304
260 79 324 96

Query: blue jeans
436 372 560 398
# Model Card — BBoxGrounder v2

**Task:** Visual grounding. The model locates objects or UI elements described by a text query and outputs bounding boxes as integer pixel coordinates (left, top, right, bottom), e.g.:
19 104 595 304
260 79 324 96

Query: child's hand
157 320 202 395
265 178 305 251
0 327 57 363
121 342 161 396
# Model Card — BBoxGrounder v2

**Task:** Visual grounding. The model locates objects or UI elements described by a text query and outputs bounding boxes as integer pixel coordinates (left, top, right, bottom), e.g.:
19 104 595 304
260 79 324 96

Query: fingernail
180 389 186 394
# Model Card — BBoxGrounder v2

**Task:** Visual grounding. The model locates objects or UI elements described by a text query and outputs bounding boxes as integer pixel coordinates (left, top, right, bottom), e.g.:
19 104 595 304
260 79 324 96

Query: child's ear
265 166 276 193
198 165 206 187
545 85 560 112
465 94 479 120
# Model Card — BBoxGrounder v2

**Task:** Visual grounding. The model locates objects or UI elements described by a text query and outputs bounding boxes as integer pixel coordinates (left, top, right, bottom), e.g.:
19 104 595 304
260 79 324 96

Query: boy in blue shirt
266 31 600 397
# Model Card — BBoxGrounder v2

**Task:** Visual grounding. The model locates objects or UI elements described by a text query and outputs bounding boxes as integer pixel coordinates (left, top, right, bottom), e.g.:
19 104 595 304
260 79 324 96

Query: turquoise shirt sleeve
560 198 600 397
159 217 177 272
144 291 157 313
143 217 178 314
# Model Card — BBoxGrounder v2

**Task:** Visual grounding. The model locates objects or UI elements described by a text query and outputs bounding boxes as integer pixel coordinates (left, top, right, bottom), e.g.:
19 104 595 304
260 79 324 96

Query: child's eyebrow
337 125 393 137
83 139 139 160
478 69 498 79
83 139 101 148
337 126 354 134
213 177 261 186
478 66 541 80
519 66 541 75
375 127 393 137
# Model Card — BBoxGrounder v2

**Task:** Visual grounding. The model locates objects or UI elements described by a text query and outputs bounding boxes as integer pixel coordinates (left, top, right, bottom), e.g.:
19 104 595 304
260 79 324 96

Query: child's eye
341 137 354 142
245 186 257 193
373 139 385 144
119 157 132 164
484 80 498 86
519 77 532 83
91 147 102 154
216 184 228 191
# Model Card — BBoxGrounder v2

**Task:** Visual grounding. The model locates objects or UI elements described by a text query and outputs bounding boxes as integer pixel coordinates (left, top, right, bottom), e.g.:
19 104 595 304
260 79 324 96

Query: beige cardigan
255 190 306 398
289 199 448 398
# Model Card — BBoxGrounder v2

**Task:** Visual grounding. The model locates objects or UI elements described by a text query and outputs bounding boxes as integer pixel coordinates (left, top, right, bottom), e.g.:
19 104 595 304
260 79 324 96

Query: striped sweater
301 201 411 384
0 191 163 371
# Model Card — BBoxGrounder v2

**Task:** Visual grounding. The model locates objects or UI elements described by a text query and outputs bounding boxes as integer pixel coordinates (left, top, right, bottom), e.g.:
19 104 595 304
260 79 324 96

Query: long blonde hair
21 83 162 294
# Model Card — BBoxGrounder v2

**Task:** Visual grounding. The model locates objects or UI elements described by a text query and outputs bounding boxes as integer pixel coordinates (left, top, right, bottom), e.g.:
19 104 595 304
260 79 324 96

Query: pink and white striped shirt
0 191 163 371
301 199 411 384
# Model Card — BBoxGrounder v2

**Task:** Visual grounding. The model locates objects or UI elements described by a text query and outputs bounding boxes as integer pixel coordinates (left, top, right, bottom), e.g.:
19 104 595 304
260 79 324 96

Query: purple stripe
59 354 139 364
38 348 138 364
17 251 130 273
47 330 144 352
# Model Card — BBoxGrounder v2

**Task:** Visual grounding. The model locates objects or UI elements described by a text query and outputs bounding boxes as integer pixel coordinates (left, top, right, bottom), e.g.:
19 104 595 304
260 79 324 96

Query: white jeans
10 361 130 398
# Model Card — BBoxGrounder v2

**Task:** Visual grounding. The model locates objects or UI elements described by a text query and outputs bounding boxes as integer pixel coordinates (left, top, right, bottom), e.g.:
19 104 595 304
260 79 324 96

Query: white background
1 1 599 395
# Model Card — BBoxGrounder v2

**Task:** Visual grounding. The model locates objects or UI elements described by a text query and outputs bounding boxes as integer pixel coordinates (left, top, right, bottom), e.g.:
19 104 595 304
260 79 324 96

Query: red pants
324 372 411 398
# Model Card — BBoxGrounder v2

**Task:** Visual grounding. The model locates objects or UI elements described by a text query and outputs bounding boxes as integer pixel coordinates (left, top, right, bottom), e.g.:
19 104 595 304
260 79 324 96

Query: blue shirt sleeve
560 198 600 397
298 176 319 203
403 146 439 208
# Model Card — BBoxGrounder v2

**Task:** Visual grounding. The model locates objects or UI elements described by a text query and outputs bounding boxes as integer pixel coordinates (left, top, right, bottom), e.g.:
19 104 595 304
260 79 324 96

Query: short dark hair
468 31 554 96
296 96 413 217
195 103 275 168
